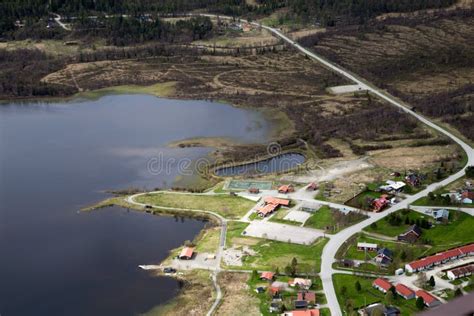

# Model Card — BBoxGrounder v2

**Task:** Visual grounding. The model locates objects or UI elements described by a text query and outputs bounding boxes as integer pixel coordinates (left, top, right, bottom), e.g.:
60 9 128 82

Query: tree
428 192 435 200
385 291 395 305
465 166 474 178
417 272 427 288
429 276 436 287
275 267 280 276
454 287 463 297
284 265 292 276
341 285 347 296
355 280 361 291
251 270 259 281
416 297 425 310
400 250 407 261
290 257 298 276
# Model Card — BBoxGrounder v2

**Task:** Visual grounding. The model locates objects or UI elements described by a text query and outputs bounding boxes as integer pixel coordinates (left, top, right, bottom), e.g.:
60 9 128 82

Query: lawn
241 237 329 273
136 192 256 219
345 190 382 210
225 223 329 273
304 206 333 230
363 209 432 237
333 274 419 315
364 210 474 249
412 195 474 208
304 205 367 234
194 227 221 253
342 234 429 263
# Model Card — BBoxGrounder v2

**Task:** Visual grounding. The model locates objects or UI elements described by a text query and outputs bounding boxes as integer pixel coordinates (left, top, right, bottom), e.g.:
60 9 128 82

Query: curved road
197 13 474 315
259 21 474 316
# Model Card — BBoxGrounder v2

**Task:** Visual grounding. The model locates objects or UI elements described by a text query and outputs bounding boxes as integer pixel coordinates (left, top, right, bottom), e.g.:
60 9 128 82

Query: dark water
0 95 270 315
215 153 305 177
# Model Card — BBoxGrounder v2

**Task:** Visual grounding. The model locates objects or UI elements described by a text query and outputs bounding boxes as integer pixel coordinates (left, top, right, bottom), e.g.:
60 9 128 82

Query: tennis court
227 180 273 191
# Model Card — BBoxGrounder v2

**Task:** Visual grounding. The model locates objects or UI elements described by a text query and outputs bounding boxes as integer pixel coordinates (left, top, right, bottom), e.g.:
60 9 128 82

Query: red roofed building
405 243 474 273
297 291 316 304
462 191 474 200
178 247 194 260
256 203 278 217
260 271 275 281
278 184 295 194
415 290 441 308
372 278 392 293
264 196 290 206
283 309 320 316
395 284 415 300
307 182 318 191
447 264 474 280
372 195 389 212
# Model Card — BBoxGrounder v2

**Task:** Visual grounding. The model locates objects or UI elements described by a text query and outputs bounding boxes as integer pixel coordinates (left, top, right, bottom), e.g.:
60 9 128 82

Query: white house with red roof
395 283 415 300
415 290 441 308
372 278 392 293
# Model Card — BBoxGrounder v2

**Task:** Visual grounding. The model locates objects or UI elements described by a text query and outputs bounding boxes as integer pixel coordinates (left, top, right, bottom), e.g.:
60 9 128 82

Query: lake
0 95 271 315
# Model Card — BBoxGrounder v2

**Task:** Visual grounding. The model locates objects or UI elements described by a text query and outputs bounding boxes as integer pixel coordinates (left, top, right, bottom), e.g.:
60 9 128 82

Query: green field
136 192 256 219
363 210 430 237
304 205 367 233
343 234 429 262
345 190 383 210
363 210 474 250
333 274 419 315
225 222 329 272
227 180 273 190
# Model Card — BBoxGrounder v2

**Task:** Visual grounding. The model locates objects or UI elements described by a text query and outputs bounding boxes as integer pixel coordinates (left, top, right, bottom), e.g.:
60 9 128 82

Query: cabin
395 284 415 300
178 247 194 260
415 290 441 308
256 203 278 217
405 173 422 187
397 225 422 243
372 278 392 293
278 184 295 194
375 248 393 265
431 209 449 221
357 242 378 252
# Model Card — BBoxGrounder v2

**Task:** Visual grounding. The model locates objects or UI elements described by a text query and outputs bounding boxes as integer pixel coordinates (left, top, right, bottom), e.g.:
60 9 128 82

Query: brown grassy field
215 272 260 316
302 9 474 142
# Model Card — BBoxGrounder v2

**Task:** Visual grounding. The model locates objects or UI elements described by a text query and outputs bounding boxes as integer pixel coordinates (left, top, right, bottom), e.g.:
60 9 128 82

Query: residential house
372 278 392 293
446 264 474 280
357 242 378 252
289 278 312 289
256 203 278 217
269 301 282 313
357 303 400 316
178 247 194 260
294 300 308 309
264 196 290 206
278 184 295 194
379 180 406 193
260 271 275 281
255 286 266 294
415 290 441 308
283 309 320 316
375 248 393 265
397 225 422 243
372 195 389 212
297 291 316 305
405 173 422 186
307 182 318 191
395 284 415 300
431 209 450 222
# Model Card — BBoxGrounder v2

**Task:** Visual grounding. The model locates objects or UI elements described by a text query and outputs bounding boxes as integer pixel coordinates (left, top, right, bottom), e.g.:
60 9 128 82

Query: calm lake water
215 153 305 177
0 94 271 315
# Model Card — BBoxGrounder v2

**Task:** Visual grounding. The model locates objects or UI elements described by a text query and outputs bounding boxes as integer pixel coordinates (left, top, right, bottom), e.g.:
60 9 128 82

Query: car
145 204 153 209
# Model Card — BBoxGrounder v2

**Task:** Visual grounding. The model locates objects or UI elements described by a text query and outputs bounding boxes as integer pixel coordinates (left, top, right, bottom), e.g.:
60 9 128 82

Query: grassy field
77 81 176 100
304 206 333 230
363 210 474 251
333 274 419 315
144 270 214 316
343 234 429 262
412 196 474 208
363 210 429 237
136 192 256 219
225 222 329 272
240 237 329 273
194 227 221 253
304 205 367 234
345 190 382 210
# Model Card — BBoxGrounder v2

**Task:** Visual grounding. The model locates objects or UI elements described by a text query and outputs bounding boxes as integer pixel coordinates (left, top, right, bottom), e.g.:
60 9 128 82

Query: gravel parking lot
243 221 324 244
